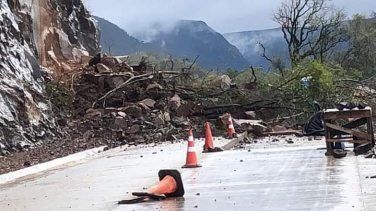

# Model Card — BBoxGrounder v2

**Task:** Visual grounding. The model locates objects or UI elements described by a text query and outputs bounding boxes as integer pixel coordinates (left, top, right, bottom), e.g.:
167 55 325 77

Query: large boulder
96 63 111 73
212 75 232 90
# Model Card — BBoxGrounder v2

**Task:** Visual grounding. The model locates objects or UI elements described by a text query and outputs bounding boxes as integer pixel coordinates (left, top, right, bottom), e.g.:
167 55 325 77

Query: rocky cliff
0 0 100 155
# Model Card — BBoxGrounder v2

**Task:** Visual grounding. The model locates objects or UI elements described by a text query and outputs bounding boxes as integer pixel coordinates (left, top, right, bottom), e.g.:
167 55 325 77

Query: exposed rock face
0 0 100 155
7 0 100 73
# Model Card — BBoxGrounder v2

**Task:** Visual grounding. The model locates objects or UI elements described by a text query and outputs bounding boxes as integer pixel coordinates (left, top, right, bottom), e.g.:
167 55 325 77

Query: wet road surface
0 139 375 211
125 146 367 211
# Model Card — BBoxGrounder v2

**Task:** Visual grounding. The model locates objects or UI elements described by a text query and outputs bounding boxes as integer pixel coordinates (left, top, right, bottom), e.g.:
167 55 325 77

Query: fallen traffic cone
119 169 185 204
227 114 236 138
203 122 224 153
182 130 202 168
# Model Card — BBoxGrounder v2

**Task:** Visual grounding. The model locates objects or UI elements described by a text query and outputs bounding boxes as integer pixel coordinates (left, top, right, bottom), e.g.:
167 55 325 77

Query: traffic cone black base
158 169 185 197
119 169 185 205
182 164 202 168
203 147 224 153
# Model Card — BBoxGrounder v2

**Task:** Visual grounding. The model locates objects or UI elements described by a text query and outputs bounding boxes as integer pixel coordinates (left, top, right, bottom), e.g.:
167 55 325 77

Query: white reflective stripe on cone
188 136 194 141
229 124 234 129
187 147 196 152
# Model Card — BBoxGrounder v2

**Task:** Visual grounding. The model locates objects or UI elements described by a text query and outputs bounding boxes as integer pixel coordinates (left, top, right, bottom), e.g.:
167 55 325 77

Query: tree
103 39 115 56
338 13 376 77
274 0 348 66
258 42 286 76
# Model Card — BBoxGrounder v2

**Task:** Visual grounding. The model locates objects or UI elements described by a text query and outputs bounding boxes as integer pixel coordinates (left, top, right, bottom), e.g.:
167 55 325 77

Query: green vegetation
45 81 74 112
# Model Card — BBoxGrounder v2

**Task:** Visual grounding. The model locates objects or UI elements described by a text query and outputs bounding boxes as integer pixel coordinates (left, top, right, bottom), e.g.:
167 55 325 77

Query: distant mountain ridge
95 16 250 70
224 28 288 68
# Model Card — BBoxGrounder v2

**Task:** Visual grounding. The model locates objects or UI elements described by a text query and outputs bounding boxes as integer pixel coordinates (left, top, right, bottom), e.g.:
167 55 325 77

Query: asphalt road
0 139 375 211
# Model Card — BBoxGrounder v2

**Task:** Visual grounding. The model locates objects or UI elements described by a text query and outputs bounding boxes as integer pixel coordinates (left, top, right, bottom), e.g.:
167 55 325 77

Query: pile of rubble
58 54 293 148
60 54 204 147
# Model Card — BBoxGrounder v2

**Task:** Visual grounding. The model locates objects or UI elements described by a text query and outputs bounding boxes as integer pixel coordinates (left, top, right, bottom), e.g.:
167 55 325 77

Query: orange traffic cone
119 170 185 204
182 130 202 168
203 122 224 153
227 114 236 138
203 122 214 152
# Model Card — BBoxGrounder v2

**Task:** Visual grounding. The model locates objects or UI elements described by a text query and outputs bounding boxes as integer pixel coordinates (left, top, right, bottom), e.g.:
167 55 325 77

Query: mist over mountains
95 16 287 70
224 29 288 69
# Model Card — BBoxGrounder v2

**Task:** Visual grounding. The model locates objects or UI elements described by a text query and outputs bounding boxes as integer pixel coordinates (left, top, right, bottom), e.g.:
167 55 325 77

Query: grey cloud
85 0 376 35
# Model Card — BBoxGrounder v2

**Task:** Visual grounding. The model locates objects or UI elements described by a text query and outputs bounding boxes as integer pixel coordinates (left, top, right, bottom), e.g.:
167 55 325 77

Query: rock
117 112 127 118
168 94 182 111
147 83 163 100
234 119 269 136
81 56 93 65
137 103 151 112
24 161 31 167
273 125 287 132
212 75 232 90
16 142 31 151
113 118 127 129
106 76 125 89
89 54 103 66
83 130 92 140
172 116 190 127
153 133 163 142
286 139 294 144
123 106 142 118
57 118 68 127
126 125 140 134
101 55 118 68
272 139 279 142
139 99 156 108
308 137 313 141
146 83 163 92
96 63 111 73
163 112 171 122
61 62 73 72
216 113 231 129
154 114 165 128
85 109 102 118
154 100 167 110
245 111 260 120
134 135 145 143
176 103 192 117
112 61 133 72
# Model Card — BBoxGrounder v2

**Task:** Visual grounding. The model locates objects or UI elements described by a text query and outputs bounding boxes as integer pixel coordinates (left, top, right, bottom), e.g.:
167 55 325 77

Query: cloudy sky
85 0 375 35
